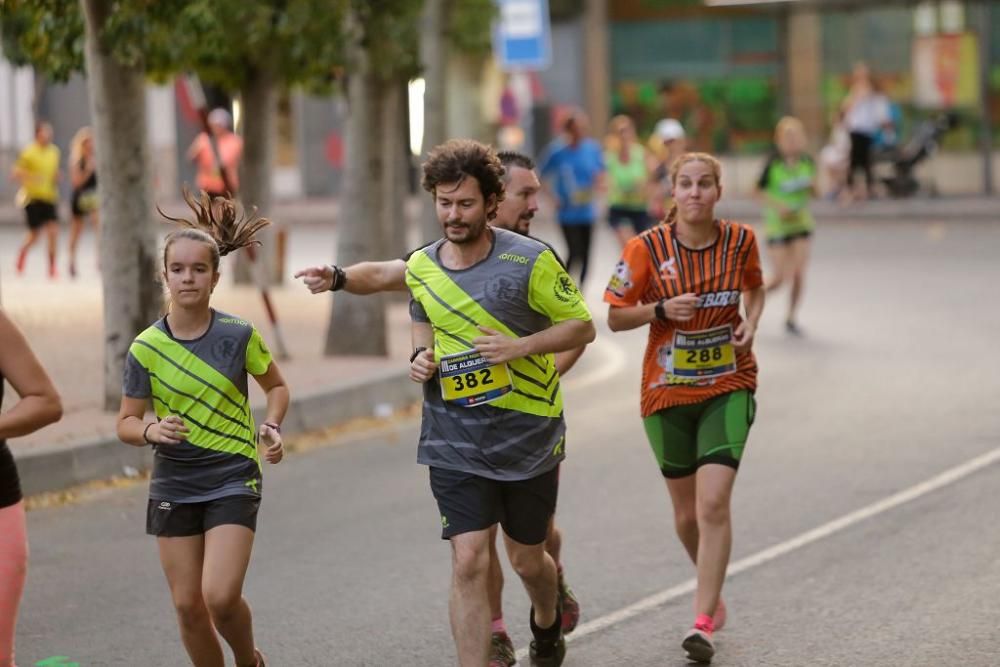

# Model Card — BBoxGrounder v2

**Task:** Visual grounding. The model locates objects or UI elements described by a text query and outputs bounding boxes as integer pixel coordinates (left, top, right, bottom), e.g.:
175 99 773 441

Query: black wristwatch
654 299 668 321
329 265 348 291
409 346 428 363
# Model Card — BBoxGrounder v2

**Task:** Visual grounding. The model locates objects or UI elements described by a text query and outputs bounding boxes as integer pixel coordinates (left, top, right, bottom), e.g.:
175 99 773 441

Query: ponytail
158 188 271 271
663 200 679 226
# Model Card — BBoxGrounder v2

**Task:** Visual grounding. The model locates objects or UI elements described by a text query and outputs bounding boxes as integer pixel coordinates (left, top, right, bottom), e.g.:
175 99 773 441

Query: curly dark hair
158 188 271 271
421 139 506 217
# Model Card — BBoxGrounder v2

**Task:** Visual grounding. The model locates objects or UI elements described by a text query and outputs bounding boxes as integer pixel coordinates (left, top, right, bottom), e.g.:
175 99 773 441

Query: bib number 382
439 350 514 407
671 325 737 378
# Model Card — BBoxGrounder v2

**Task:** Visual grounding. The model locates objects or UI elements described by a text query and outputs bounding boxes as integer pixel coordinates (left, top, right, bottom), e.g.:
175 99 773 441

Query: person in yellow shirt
11 121 61 278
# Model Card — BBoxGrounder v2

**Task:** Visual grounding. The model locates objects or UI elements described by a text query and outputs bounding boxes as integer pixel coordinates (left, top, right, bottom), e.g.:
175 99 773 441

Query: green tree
2 0 168 410
323 0 422 356
0 0 348 404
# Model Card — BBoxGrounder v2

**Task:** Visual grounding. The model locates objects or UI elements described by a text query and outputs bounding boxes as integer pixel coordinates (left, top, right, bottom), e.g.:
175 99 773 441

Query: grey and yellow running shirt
122 310 273 503
406 228 592 481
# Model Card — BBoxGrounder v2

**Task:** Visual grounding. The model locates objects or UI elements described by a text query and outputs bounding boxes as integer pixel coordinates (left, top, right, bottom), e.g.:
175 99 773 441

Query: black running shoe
529 605 565 666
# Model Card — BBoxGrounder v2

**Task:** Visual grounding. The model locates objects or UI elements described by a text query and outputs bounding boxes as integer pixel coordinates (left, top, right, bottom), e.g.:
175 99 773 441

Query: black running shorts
24 201 58 230
429 466 559 545
146 495 261 537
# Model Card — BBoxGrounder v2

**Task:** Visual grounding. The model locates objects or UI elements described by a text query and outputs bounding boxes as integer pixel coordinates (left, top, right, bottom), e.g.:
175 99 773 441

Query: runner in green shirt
756 116 816 335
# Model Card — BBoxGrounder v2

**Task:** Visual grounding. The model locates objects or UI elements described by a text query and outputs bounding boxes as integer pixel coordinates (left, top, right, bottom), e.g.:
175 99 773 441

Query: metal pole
978 0 994 195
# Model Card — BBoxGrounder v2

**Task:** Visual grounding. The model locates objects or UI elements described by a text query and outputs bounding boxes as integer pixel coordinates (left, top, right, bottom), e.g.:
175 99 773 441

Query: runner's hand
410 349 436 383
153 415 188 445
664 293 699 322
259 424 284 464
733 320 757 353
293 266 334 293
473 326 526 364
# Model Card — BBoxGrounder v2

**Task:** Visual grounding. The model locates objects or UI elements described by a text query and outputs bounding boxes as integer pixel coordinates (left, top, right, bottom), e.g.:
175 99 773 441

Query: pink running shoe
682 614 715 663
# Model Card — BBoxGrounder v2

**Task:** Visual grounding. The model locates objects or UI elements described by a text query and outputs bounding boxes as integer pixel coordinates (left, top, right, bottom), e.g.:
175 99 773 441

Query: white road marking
516 444 1000 659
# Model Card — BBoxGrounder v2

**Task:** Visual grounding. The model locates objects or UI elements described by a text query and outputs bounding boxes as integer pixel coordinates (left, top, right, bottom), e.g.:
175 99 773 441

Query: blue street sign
495 0 552 71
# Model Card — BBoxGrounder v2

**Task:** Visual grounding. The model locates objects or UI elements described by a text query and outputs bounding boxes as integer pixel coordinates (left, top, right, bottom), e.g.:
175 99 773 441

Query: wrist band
329 265 348 292
410 346 428 363
142 422 156 445
263 422 281 433
654 300 668 322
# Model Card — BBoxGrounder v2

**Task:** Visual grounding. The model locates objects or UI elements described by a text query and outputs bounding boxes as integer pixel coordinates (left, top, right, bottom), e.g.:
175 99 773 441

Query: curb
15 366 421 497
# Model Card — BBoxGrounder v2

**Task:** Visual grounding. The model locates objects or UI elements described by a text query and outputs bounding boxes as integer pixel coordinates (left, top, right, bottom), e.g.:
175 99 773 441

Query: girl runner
757 116 816 335
604 153 764 663
117 190 288 667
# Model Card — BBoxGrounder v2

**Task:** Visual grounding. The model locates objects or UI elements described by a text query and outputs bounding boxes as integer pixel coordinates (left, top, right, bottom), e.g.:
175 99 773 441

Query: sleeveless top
0 369 24 508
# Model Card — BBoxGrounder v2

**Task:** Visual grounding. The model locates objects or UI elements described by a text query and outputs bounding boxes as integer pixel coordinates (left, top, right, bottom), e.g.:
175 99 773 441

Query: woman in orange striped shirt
604 153 765 663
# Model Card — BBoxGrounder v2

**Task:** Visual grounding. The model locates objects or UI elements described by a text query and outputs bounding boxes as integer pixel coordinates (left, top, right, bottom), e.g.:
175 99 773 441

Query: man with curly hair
408 140 594 666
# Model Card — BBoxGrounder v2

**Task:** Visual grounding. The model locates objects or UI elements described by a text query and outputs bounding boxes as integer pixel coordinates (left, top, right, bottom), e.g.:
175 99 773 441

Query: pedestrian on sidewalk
294 150 588 667
116 190 288 667
840 62 891 202
0 308 64 667
67 126 99 278
187 108 243 197
409 140 594 666
604 152 764 664
756 116 816 335
11 121 61 278
539 108 605 287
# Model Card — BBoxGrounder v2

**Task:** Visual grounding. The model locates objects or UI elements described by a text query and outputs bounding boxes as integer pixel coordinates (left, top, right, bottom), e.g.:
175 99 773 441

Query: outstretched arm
294 259 407 295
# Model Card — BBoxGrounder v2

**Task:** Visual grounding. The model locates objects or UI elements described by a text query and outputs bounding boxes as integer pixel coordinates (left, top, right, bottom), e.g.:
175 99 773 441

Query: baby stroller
876 112 958 198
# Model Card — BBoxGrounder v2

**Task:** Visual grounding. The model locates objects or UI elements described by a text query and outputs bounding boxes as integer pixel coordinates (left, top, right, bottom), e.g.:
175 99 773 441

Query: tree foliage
1 0 348 93
1 0 84 80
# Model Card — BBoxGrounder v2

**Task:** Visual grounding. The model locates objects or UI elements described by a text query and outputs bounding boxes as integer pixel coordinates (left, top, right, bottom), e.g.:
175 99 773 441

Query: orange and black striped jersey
604 220 764 417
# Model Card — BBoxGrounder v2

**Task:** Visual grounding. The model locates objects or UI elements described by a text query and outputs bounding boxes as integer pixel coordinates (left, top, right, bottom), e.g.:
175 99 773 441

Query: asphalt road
13 217 1000 666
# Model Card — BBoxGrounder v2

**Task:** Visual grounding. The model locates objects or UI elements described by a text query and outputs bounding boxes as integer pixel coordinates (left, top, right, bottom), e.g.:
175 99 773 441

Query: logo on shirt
498 253 530 265
486 275 520 302
606 260 633 298
659 258 678 279
697 290 740 308
553 275 580 304
211 335 240 364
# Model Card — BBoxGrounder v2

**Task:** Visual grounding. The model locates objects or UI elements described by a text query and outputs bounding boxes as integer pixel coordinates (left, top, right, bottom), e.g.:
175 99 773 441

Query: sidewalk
1 192 999 227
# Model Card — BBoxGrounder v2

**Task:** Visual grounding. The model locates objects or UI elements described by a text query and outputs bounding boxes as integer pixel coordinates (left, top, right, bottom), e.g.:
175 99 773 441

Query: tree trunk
324 17 388 356
418 0 449 244
234 67 278 285
80 0 163 411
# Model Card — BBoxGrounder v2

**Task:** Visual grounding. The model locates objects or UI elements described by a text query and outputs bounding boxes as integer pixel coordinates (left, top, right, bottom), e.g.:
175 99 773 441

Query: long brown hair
158 188 271 271
662 152 722 225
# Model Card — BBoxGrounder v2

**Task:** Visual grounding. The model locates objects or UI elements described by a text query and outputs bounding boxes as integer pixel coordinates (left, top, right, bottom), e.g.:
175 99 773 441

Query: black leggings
847 131 874 190
559 223 593 285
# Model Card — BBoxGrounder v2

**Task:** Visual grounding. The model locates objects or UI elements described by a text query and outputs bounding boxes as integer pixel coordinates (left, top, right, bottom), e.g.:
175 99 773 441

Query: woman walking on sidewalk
604 153 764 663
0 309 63 667
117 190 288 667
67 126 99 278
